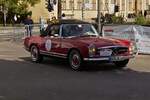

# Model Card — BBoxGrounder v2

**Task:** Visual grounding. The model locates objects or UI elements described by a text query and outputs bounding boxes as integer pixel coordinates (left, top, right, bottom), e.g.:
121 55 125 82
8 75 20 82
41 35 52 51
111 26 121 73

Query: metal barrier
103 25 150 54
0 27 16 41
23 24 48 38
1 24 150 54
0 24 45 42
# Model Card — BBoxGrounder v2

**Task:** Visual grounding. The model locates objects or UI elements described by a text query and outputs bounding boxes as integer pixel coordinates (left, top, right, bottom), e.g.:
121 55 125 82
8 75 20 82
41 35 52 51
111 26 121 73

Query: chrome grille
97 46 128 56
111 47 128 55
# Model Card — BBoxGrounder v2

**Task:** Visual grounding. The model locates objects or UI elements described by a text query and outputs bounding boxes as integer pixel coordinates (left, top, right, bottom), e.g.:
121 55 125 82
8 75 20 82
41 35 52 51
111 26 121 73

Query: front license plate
111 56 128 61
100 49 112 57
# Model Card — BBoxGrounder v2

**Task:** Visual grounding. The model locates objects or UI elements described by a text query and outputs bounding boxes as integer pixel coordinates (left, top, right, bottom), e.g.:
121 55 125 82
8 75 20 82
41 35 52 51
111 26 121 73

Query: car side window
62 25 71 37
50 25 60 36
44 24 51 36
44 24 60 36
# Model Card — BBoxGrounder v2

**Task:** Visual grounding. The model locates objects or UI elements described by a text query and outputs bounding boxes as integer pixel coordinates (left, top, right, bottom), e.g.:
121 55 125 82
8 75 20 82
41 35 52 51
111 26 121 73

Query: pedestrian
144 10 147 18
24 15 34 36
100 13 105 35
62 13 66 19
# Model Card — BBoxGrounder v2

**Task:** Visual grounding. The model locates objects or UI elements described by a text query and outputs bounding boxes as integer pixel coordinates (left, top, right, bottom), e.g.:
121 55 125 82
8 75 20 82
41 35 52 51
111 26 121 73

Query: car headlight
88 44 96 57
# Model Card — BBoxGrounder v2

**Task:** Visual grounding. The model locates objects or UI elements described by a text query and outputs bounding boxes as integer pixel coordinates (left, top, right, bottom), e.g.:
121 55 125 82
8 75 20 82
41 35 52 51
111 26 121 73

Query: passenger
51 16 59 24
44 17 59 36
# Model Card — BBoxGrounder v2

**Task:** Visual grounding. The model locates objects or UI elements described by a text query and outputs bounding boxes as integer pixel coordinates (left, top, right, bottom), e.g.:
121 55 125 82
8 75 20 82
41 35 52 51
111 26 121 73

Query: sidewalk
0 41 29 60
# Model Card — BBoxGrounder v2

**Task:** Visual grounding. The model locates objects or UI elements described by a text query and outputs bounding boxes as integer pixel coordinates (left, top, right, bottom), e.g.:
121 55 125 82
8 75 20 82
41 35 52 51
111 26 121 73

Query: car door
41 24 62 56
59 24 73 55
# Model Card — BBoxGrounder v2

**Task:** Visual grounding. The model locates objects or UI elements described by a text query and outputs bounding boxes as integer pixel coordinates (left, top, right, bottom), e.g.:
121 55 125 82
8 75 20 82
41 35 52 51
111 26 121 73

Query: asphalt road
0 42 150 100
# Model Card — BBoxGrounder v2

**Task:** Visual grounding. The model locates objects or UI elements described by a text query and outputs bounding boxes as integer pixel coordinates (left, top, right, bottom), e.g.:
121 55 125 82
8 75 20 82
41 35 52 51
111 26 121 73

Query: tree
0 0 41 24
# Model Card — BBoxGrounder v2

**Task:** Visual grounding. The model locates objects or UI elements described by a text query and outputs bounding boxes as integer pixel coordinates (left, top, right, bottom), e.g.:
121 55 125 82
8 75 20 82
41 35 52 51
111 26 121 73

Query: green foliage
145 19 150 25
112 16 124 24
0 0 40 24
0 0 40 14
135 16 146 25
0 12 3 24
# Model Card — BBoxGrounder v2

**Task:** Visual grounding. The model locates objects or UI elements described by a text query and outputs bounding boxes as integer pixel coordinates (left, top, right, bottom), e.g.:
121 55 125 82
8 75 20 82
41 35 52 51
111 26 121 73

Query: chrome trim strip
84 55 134 61
40 50 67 59
110 55 134 61
84 58 109 61
98 46 128 49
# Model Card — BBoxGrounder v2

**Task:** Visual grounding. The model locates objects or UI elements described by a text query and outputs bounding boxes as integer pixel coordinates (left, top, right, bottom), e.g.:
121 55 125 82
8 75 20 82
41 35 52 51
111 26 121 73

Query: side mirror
54 34 59 37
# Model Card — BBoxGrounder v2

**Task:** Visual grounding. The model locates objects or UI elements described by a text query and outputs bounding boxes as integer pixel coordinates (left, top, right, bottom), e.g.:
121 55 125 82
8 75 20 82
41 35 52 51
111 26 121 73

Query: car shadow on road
19 57 71 70
19 57 129 72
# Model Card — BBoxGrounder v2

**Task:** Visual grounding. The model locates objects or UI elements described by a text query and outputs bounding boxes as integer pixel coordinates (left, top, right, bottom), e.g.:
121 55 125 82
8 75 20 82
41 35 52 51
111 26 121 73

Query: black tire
30 45 43 63
68 50 83 71
114 59 129 68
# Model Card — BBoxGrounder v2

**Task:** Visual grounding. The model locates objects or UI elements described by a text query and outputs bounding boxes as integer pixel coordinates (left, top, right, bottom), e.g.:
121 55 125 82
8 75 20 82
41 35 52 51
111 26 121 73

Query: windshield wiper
68 34 98 38
79 34 98 37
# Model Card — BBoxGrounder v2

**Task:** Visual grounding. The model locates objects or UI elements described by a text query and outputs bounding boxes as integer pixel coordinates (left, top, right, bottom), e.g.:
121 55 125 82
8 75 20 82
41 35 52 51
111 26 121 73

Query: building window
77 0 82 10
104 0 109 11
111 0 115 4
69 0 74 10
146 0 149 10
139 0 142 10
84 0 90 10
85 0 90 3
122 0 125 11
61 0 66 10
129 0 133 11
92 0 96 10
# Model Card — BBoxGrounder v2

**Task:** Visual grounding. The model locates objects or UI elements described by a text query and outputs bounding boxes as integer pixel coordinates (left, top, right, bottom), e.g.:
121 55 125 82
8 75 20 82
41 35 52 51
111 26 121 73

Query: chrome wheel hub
31 47 38 61
71 54 80 69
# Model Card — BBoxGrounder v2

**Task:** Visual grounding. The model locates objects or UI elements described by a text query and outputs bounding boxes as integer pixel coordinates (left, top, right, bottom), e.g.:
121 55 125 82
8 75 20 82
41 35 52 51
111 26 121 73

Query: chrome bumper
84 55 134 61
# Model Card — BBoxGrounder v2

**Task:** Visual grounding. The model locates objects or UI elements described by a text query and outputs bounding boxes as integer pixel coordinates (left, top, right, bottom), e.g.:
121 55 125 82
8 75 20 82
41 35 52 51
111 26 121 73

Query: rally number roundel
45 39 52 51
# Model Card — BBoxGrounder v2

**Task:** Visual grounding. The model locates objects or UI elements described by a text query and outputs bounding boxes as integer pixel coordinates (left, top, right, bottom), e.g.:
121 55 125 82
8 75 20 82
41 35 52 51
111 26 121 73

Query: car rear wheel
30 45 43 63
68 50 83 71
114 59 129 68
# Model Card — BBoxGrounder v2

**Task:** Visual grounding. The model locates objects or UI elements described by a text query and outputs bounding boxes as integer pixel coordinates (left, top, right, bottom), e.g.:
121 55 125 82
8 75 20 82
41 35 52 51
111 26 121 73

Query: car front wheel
114 59 129 68
68 50 83 71
30 45 43 63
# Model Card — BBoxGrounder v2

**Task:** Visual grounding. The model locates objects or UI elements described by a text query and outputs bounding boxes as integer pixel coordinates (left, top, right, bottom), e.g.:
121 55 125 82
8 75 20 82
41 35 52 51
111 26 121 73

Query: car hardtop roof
58 19 91 24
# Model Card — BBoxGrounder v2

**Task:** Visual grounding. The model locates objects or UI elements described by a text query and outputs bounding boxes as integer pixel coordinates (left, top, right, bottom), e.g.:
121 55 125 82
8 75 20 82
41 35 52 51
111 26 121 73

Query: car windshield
62 24 99 37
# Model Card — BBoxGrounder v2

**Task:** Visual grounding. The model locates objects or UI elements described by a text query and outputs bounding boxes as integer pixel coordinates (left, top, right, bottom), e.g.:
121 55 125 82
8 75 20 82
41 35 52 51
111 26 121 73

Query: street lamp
97 0 101 35
135 0 138 15
81 0 84 20
57 0 62 19
71 0 74 19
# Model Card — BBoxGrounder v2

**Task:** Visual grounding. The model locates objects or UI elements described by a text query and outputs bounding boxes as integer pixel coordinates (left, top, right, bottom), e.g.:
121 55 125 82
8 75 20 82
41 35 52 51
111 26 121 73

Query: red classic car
24 19 134 70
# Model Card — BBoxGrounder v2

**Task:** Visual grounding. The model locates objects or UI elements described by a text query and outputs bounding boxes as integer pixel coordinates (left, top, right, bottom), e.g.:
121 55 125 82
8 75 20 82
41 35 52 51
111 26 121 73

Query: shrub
145 19 150 25
135 16 146 25
112 16 124 24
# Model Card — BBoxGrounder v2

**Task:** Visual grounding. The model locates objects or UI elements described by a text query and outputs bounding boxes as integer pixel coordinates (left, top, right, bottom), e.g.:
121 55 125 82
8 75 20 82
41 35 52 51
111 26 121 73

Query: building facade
29 0 57 23
30 0 150 22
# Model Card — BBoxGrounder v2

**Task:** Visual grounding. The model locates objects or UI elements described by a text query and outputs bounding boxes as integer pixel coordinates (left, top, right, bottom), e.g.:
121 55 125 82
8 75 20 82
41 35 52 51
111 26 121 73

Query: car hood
71 36 127 47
